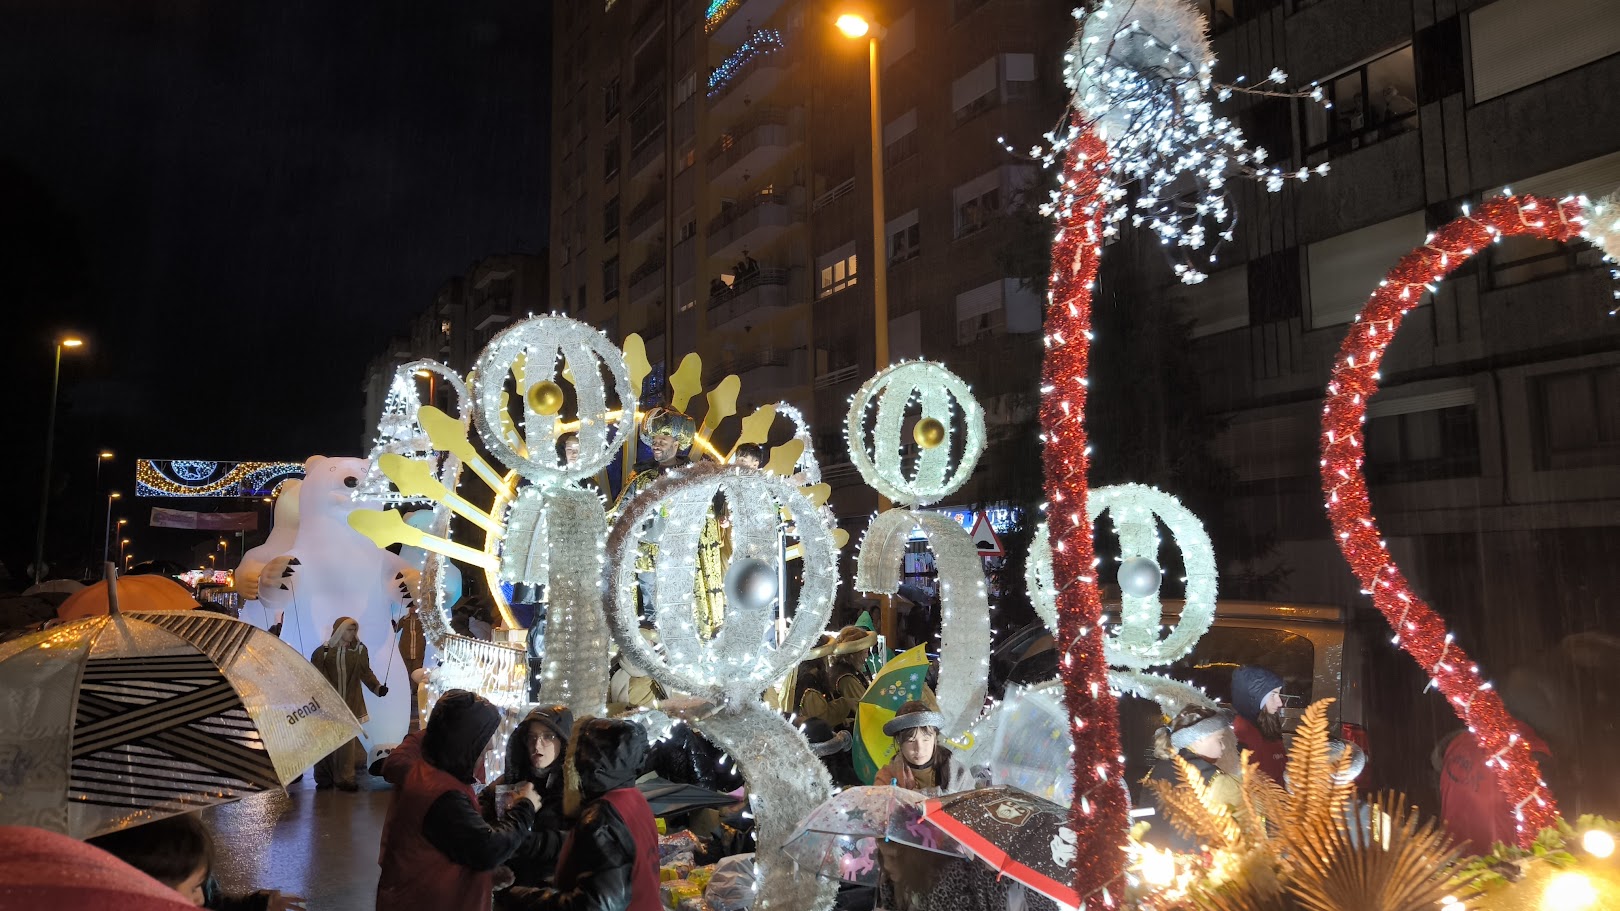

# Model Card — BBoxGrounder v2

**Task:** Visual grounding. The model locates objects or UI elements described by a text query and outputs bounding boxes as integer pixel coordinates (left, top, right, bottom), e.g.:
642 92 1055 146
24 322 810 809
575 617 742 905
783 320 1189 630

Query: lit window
1298 46 1417 166
817 242 858 298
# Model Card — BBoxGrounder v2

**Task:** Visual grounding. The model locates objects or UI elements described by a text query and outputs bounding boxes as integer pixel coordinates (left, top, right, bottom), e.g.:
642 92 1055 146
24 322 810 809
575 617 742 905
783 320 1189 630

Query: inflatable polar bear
258 456 419 751
234 478 301 631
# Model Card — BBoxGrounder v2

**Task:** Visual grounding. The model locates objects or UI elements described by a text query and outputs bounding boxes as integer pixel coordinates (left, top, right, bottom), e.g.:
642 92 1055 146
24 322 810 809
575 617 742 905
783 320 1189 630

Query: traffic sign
969 511 1004 557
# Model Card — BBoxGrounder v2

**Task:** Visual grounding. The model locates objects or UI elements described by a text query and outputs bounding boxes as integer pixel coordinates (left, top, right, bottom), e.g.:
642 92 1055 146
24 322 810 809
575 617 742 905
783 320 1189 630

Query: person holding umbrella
310 616 388 791
478 704 573 893
874 701 977 797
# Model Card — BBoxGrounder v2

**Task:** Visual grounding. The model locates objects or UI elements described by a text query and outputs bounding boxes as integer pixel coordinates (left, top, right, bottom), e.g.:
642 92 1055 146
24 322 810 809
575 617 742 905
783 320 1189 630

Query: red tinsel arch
1042 125 1130 904
1320 193 1588 847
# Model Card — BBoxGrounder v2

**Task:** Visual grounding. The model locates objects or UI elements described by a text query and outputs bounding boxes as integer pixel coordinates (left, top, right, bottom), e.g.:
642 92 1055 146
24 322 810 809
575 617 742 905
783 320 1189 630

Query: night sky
0 0 551 574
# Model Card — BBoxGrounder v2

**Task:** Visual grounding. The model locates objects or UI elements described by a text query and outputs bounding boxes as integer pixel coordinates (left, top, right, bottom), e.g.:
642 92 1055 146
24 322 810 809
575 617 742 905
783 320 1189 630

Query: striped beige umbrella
0 571 361 837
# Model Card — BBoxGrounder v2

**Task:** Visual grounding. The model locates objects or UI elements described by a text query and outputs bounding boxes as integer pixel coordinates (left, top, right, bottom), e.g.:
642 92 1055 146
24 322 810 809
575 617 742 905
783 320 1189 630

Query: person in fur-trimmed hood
1139 705 1240 852
873 701 977 796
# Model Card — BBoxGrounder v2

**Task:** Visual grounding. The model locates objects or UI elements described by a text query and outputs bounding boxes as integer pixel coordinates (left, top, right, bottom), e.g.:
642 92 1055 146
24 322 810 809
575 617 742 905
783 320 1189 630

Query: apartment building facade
1142 0 1620 658
547 0 1072 520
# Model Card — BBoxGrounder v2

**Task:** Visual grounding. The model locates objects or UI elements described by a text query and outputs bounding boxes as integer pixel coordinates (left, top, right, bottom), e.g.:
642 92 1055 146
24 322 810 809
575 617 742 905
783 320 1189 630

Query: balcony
470 298 513 331
706 190 800 264
706 267 793 333
627 191 665 245
629 123 665 182
707 29 791 122
706 107 797 189
705 0 788 49
629 256 665 306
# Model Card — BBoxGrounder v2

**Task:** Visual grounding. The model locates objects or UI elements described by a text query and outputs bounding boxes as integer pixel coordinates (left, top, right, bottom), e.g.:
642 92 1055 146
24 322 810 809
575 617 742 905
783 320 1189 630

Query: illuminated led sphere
724 557 778 613
1117 556 1163 599
470 314 635 487
1073 0 1212 138
913 417 946 449
846 361 985 507
526 380 565 416
1583 828 1615 859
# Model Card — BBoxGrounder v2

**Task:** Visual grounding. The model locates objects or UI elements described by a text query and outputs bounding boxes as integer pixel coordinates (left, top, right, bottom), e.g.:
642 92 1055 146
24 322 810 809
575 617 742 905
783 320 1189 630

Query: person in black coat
507 719 663 911
480 704 573 893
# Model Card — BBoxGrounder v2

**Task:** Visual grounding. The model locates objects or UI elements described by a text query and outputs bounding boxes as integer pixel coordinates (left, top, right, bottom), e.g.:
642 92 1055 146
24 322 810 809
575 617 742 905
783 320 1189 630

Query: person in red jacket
508 718 661 911
1230 665 1289 783
377 689 539 911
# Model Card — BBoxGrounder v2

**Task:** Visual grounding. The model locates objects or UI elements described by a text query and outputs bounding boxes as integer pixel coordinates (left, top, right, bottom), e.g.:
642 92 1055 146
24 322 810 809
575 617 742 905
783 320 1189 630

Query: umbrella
986 687 1073 806
637 776 738 817
58 575 197 621
23 579 85 596
921 786 1079 908
853 644 930 784
783 785 962 886
0 825 198 911
0 603 362 838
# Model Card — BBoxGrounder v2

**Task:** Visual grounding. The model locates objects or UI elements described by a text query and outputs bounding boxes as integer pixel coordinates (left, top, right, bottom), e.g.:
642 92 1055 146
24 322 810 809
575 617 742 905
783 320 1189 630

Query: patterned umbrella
853 644 930 784
0 608 362 838
920 786 1079 907
783 785 962 886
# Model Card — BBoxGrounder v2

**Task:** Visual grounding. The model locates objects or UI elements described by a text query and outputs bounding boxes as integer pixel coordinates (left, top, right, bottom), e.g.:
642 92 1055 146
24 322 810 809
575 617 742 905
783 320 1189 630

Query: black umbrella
920 786 1079 907
637 776 738 817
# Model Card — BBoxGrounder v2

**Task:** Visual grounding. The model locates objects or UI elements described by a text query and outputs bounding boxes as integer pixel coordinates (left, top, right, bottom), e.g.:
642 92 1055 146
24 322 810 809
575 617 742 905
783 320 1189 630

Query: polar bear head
299 456 377 516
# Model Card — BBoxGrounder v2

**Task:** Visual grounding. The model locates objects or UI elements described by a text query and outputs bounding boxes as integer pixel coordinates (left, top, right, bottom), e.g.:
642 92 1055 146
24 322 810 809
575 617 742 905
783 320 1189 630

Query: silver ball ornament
724 557 779 613
1117 556 1163 598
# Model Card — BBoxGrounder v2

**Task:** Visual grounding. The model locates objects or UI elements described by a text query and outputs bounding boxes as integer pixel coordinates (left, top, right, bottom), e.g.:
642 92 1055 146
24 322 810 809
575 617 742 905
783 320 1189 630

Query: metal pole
33 344 63 585
102 496 114 565
865 33 898 647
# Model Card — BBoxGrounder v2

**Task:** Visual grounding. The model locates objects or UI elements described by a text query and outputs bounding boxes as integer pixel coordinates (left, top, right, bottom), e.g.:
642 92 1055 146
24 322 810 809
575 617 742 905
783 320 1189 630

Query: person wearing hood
478 704 573 892
1230 665 1288 783
310 616 387 790
873 701 977 797
508 718 661 911
1139 705 1241 852
378 689 539 911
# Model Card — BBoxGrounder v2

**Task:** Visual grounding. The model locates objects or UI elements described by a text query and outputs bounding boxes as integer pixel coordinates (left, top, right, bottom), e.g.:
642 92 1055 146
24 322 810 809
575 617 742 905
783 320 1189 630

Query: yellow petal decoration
348 508 500 570
668 353 703 413
701 375 740 440
418 405 506 491
731 405 778 458
764 439 805 478
378 454 503 534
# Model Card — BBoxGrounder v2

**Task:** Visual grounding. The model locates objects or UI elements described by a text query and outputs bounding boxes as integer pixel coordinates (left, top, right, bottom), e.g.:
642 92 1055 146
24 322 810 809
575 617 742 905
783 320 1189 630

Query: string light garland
1320 193 1595 848
356 359 468 505
707 28 784 99
704 0 743 35
135 459 303 498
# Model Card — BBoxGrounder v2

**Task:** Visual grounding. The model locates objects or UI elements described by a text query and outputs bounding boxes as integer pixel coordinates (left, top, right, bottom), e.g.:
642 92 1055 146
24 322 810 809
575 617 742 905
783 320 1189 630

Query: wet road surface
204 774 392 909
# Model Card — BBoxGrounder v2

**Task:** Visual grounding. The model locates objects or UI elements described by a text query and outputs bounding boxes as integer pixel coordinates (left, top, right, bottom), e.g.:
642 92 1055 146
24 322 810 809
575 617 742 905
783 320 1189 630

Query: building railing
707 107 792 167
629 254 665 287
707 189 792 236
813 364 861 389
813 177 856 212
706 267 789 308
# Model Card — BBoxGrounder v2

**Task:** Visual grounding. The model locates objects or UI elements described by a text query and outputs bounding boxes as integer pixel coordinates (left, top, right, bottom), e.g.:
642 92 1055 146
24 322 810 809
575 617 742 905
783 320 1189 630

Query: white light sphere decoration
1028 483 1217 670
605 462 840 911
845 360 986 507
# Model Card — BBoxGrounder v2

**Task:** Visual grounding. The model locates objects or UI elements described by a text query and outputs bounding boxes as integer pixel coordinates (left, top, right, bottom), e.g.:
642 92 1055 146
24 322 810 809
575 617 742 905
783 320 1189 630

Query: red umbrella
0 825 197 911
920 786 1080 907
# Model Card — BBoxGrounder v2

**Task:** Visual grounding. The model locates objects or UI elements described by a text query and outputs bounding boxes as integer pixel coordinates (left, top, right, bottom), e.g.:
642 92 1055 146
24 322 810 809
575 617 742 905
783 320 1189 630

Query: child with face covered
873 701 978 797
479 704 574 893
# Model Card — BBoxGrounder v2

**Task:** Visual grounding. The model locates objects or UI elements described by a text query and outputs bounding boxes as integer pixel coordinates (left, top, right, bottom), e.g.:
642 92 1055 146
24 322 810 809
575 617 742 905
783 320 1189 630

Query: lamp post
90 451 113 573
33 336 84 583
218 538 229 570
119 538 130 567
416 368 436 409
838 11 897 645
101 493 122 566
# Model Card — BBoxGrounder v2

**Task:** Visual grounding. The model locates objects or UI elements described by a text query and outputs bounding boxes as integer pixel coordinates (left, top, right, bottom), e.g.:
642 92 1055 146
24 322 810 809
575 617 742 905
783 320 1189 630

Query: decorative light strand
1319 193 1589 847
706 28 784 100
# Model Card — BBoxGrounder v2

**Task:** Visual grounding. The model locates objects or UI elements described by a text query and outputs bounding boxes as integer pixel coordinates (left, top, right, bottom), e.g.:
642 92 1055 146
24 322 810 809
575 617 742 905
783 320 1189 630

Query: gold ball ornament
526 380 565 415
913 417 946 449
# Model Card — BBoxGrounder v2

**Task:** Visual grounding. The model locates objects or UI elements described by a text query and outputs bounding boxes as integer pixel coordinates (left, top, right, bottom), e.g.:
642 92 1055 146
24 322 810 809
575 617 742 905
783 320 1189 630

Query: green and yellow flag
853 644 930 784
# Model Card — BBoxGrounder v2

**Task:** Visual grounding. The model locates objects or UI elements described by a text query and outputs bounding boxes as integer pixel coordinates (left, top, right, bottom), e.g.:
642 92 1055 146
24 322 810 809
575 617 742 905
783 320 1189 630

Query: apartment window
676 143 696 173
1170 265 1250 338
603 78 621 121
1001 54 1036 101
560 293 571 315
883 109 919 169
956 281 1007 345
952 58 998 124
953 170 1003 239
1298 46 1417 166
817 242 858 298
603 257 620 300
603 196 620 242
1307 210 1427 328
888 209 920 264
1534 365 1620 469
880 11 916 67
1487 150 1620 288
578 284 586 310
1471 0 1620 103
1365 401 1482 483
678 218 697 242
603 139 620 181
674 71 697 105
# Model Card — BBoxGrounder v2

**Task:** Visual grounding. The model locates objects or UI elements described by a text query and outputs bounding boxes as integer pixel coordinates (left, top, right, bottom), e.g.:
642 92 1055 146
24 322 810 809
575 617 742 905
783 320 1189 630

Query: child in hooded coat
478 704 573 891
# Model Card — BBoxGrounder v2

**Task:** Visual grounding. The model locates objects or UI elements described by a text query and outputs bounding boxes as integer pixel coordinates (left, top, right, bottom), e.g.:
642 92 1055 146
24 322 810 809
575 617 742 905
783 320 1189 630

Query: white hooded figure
258 456 419 751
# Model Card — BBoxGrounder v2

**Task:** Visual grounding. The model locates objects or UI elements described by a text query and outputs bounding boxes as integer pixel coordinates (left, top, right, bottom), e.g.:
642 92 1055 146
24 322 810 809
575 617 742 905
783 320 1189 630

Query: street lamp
835 11 890 368
416 368 437 408
119 538 130 566
218 538 229 569
90 451 114 572
101 493 122 565
33 335 85 583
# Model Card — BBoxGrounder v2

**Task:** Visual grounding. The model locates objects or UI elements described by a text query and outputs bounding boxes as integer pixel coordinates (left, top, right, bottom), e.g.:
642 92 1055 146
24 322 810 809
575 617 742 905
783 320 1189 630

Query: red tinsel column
1321 194 1584 847
1042 125 1128 904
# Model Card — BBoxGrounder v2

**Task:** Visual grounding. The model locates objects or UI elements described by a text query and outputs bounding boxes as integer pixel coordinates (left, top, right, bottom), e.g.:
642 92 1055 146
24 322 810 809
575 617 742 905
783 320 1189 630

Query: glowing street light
834 13 870 37
33 335 87 583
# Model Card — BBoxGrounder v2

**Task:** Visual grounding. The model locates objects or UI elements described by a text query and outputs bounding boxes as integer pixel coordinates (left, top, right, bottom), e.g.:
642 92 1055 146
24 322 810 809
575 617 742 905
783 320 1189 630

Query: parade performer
873 701 977 797
310 617 388 790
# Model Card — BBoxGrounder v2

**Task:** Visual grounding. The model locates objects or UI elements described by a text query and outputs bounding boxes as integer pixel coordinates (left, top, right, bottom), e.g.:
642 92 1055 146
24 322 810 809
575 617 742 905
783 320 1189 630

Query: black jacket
480 706 571 887
640 722 744 793
508 719 657 911
416 689 538 873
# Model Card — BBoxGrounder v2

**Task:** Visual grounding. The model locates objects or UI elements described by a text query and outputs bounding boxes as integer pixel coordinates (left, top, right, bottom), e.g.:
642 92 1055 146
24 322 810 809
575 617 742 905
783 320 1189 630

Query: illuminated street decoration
136 459 304 497
707 29 784 99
